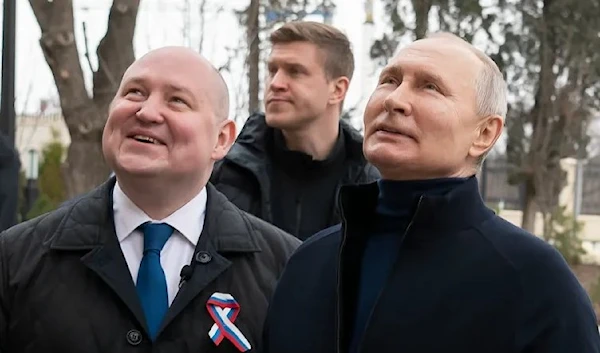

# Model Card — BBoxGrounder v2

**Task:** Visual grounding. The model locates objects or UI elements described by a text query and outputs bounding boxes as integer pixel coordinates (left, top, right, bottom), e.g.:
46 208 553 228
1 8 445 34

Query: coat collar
49 177 262 253
48 176 262 340
339 176 494 239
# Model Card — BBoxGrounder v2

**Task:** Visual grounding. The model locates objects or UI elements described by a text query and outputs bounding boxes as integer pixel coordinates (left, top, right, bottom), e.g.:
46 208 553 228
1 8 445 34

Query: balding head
103 45 238 215
362 31 505 180
123 46 230 121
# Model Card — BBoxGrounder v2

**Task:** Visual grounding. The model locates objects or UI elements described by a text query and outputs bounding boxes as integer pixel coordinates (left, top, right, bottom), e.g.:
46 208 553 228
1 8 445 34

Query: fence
480 157 600 216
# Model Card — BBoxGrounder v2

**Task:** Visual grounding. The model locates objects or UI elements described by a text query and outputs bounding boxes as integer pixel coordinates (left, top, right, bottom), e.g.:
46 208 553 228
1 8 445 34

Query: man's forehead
268 42 322 64
122 56 207 88
386 39 481 79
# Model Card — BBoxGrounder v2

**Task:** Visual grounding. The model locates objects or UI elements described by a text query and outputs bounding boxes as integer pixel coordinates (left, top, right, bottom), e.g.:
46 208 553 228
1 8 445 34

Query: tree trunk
521 179 537 232
412 0 433 40
29 0 140 198
246 0 261 116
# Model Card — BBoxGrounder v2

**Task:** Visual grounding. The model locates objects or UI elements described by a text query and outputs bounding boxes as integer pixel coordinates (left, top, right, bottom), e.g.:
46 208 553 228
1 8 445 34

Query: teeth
133 135 158 144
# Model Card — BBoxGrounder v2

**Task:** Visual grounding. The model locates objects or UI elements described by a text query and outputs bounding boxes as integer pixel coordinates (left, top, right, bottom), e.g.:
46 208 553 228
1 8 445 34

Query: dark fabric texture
269 128 347 239
263 176 600 353
210 113 380 240
0 134 20 232
349 177 469 353
0 177 301 353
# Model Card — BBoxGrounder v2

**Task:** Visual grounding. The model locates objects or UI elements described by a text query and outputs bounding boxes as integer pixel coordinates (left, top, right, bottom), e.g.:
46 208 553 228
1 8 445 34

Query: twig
198 0 208 53
82 22 95 74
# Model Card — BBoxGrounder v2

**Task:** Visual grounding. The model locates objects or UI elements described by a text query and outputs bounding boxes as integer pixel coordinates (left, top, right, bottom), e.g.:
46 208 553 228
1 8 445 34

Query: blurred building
15 100 70 180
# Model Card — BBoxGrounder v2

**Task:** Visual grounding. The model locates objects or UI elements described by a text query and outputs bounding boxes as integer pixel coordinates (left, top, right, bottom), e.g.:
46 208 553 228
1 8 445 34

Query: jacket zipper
336 208 348 353
354 195 425 353
294 194 302 237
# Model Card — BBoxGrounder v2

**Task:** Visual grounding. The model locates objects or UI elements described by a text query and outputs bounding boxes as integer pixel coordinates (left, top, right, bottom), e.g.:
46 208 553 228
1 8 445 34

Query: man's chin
114 161 166 179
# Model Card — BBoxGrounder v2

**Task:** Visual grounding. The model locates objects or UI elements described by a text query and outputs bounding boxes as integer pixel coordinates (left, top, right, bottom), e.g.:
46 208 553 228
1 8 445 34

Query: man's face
363 38 490 180
102 49 233 185
264 41 333 130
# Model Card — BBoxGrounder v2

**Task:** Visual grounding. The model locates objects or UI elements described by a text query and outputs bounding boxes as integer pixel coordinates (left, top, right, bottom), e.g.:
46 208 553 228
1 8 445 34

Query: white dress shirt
112 182 207 306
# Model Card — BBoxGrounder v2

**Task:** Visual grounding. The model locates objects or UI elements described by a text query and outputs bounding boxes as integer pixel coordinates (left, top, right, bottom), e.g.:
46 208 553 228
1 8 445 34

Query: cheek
106 101 139 130
364 92 385 125
173 120 216 154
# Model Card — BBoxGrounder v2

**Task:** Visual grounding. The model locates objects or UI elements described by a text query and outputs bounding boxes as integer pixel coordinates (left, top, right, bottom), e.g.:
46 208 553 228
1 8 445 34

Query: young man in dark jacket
0 46 300 353
262 32 600 353
211 22 380 241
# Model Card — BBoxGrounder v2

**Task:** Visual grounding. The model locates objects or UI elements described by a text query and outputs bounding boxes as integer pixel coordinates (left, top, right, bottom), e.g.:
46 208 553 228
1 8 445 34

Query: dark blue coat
263 177 600 353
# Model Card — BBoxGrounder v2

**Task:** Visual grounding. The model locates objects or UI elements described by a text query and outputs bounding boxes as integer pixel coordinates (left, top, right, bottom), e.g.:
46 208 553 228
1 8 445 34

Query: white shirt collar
112 181 207 246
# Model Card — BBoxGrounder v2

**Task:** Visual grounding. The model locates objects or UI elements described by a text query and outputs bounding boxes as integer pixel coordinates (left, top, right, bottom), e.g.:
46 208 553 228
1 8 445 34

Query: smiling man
211 21 379 241
262 33 600 353
0 46 300 353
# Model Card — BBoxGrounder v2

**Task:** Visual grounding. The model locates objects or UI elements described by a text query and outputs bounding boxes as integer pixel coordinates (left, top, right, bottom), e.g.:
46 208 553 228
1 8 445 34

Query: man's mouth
131 135 161 145
376 127 414 140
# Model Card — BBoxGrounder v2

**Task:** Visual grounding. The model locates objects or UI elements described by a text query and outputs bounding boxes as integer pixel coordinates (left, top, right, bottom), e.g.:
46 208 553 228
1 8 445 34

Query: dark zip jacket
263 176 600 353
210 113 380 240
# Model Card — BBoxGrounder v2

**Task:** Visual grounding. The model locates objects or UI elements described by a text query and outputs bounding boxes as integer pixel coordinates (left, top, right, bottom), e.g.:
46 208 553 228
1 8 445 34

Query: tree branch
92 0 141 118
82 22 95 75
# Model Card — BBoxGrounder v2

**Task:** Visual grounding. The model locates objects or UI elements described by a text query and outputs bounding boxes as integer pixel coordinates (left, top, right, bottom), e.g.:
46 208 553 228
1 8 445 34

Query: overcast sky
3 0 392 126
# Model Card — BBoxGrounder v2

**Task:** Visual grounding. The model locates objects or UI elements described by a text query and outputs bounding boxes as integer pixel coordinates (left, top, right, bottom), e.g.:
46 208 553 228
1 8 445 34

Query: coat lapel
49 178 149 334
157 184 262 335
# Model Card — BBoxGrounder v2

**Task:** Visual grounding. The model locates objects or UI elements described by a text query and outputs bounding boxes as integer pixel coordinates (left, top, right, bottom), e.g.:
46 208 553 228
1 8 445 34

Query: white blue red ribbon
207 292 252 352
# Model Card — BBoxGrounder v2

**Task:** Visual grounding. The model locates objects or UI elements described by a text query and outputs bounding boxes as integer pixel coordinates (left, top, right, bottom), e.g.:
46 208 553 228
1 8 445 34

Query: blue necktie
136 222 173 340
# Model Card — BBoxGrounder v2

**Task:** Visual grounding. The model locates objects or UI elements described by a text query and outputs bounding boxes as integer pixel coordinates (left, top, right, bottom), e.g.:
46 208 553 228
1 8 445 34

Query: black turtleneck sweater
349 177 468 353
270 129 347 240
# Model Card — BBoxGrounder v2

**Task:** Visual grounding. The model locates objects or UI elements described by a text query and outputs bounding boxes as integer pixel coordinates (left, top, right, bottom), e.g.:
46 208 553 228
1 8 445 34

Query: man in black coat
0 133 19 232
0 46 300 353
211 22 379 241
263 32 600 353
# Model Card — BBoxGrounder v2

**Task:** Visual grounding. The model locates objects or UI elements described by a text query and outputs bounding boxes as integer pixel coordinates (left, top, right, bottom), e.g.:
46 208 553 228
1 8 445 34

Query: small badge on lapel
207 292 252 352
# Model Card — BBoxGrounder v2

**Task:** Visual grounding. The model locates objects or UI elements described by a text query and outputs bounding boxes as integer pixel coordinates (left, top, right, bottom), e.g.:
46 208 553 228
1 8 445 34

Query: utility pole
1 0 16 145
0 0 19 231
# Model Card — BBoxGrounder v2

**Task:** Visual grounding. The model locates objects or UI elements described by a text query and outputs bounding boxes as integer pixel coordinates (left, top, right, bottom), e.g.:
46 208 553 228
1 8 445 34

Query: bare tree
246 0 261 116
28 0 140 198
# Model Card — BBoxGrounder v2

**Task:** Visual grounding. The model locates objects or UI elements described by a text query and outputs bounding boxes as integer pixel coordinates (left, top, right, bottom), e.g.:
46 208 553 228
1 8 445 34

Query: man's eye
171 97 188 106
424 83 439 91
379 77 397 85
125 88 143 96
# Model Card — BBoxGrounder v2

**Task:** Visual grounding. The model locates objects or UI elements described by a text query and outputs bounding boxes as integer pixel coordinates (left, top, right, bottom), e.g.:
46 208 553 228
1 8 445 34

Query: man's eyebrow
379 65 448 89
165 83 194 97
267 59 308 71
379 65 401 78
415 70 446 86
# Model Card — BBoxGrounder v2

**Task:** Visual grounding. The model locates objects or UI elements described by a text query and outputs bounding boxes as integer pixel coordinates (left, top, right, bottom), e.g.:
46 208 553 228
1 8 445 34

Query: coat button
196 251 212 264
126 329 143 346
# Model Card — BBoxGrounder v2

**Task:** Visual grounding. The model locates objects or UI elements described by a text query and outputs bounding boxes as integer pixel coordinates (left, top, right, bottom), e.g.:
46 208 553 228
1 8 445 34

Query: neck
381 166 478 181
281 113 340 160
116 175 207 220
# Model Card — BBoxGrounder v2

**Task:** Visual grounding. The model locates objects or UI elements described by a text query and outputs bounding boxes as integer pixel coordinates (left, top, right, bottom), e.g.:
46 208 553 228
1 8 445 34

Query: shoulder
283 224 342 271
477 215 589 304
242 210 302 256
476 215 567 271
205 184 300 259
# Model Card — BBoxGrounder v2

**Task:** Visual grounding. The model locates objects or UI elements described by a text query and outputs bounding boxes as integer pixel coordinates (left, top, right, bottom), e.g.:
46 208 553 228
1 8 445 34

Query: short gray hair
427 32 507 120
426 32 507 167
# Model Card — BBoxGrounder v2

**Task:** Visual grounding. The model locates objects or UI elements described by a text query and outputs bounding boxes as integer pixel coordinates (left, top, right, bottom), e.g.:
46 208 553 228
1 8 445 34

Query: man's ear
469 115 504 159
328 76 350 106
211 119 237 161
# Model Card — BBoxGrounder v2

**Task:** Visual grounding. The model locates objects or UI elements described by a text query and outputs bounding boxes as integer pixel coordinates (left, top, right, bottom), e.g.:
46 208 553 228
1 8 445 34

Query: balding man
0 46 300 352
263 33 600 353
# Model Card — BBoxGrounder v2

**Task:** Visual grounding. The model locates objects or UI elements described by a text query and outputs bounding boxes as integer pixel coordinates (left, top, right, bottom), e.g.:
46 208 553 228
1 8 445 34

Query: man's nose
135 98 164 124
383 83 413 116
269 71 287 91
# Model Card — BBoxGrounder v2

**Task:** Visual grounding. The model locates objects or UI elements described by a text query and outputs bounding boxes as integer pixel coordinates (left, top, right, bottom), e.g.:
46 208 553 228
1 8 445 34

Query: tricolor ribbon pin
207 292 252 352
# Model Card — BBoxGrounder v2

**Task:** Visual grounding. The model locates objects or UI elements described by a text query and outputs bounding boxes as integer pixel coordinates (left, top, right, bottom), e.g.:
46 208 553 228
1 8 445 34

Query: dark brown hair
269 21 355 81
